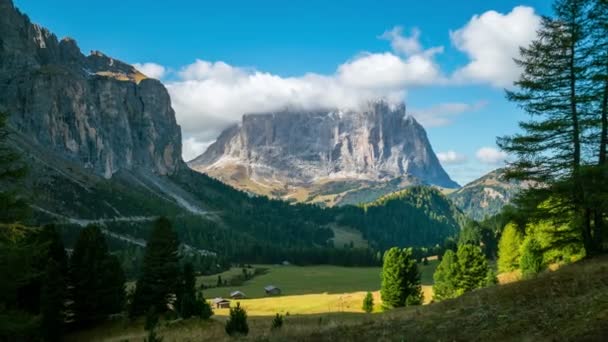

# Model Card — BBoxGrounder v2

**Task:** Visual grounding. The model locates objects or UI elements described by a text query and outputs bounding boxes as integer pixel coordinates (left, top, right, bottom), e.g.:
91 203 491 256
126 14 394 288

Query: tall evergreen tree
40 260 65 342
455 244 490 292
178 262 197 318
498 0 594 251
70 225 125 325
380 247 422 309
131 217 181 316
432 250 459 301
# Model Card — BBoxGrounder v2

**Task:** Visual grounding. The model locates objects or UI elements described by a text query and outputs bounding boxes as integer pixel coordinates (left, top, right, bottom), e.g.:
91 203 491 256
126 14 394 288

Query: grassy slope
66 256 608 341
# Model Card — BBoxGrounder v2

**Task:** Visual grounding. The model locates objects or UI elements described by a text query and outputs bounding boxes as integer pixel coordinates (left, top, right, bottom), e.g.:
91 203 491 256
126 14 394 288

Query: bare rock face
0 0 182 178
190 101 459 194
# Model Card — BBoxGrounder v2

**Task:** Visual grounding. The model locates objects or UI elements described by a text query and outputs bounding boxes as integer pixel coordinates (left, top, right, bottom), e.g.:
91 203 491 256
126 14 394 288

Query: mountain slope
189 103 459 205
448 168 531 220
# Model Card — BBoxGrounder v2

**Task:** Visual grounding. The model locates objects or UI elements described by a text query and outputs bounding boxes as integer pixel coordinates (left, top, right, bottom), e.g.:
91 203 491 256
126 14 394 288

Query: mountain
189 102 459 205
448 168 531 221
0 0 461 267
0 0 182 179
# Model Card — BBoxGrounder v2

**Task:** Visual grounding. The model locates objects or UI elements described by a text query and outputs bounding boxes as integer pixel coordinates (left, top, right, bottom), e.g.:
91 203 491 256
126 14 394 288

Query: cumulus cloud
133 62 166 80
450 6 541 87
476 147 507 164
437 151 468 165
182 137 214 162
410 101 487 127
166 27 444 146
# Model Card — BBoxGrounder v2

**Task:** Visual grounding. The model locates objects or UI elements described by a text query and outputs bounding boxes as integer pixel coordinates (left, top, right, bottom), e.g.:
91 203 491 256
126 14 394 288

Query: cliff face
0 0 182 178
190 101 459 198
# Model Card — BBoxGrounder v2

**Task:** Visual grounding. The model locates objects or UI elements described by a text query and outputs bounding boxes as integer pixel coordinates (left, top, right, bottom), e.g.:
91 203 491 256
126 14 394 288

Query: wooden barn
230 291 247 299
212 297 231 309
264 285 281 296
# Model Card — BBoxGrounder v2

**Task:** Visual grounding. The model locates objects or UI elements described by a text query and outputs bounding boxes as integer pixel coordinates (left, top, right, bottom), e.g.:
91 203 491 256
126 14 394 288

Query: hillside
65 255 608 341
448 168 530 221
335 186 466 251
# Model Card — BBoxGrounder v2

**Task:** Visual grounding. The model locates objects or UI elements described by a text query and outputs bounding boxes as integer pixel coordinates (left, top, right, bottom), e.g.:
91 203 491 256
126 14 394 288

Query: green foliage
497 223 524 273
131 217 180 317
456 244 490 292
432 250 459 301
225 302 249 336
144 306 163 342
519 237 544 278
40 259 64 342
271 313 284 330
198 295 214 320
178 263 197 319
433 245 492 302
362 291 374 313
70 225 125 325
380 247 422 309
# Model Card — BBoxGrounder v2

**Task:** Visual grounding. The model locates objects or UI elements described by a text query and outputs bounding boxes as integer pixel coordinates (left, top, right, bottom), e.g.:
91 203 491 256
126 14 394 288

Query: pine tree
131 217 181 316
40 259 65 342
497 223 524 273
380 247 422 309
432 250 459 301
362 291 374 313
455 244 490 292
178 262 197 319
70 225 125 325
225 302 248 336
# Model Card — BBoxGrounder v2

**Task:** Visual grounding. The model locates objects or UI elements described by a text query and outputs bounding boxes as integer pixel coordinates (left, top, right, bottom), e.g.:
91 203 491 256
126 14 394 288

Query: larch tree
380 247 422 309
497 223 525 273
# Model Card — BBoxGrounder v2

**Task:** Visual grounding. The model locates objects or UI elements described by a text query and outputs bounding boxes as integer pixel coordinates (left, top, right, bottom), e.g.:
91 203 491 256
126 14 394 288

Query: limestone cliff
190 101 459 204
0 0 182 178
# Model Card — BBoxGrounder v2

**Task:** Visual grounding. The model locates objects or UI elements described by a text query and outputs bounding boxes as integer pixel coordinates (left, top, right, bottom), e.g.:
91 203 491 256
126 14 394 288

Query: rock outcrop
190 101 459 199
0 0 182 178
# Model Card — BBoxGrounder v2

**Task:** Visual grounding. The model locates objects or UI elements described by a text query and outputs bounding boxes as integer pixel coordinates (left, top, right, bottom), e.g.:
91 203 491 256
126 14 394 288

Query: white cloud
476 147 507 164
450 6 541 87
165 26 444 156
182 137 214 162
410 101 487 127
133 62 166 80
437 151 468 165
380 26 424 55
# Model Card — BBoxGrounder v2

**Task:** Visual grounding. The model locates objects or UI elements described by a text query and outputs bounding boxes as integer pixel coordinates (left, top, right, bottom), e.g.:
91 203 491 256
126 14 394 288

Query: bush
198 296 214 320
225 302 248 336
271 313 284 330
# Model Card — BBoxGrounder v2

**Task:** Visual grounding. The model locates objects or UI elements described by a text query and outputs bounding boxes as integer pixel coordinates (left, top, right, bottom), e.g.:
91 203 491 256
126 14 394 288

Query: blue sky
15 0 553 185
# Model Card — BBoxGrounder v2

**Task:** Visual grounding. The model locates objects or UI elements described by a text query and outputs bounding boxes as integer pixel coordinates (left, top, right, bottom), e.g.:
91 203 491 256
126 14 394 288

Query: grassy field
199 261 438 316
66 255 608 341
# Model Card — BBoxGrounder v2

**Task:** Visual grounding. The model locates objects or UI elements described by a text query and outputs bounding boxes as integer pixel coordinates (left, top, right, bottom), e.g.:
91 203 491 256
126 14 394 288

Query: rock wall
0 0 182 178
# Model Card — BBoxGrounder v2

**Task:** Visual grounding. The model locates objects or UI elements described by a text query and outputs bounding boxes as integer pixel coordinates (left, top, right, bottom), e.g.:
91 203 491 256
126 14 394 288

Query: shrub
225 302 248 336
362 291 374 313
271 313 284 330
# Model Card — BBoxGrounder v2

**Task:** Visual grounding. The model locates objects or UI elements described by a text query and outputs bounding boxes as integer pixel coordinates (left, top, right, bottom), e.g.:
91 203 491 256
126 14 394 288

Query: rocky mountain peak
190 100 459 201
0 0 183 178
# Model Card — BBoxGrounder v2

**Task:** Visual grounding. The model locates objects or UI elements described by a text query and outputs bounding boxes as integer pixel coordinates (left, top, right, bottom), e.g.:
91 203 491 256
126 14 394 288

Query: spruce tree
455 244 490 292
178 262 197 318
362 291 374 313
131 217 181 316
497 223 524 273
225 302 249 336
432 250 459 301
380 247 422 309
70 225 125 325
40 259 65 342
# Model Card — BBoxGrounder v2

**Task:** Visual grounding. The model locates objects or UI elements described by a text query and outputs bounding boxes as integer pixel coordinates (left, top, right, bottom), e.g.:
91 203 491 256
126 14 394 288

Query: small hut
264 285 281 296
212 297 231 309
230 291 247 299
